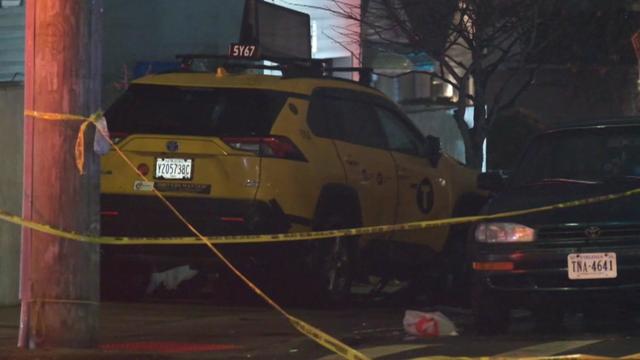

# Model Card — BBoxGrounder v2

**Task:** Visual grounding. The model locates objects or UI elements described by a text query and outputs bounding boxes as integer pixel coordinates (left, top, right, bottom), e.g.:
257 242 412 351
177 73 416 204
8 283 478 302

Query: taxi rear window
106 84 288 136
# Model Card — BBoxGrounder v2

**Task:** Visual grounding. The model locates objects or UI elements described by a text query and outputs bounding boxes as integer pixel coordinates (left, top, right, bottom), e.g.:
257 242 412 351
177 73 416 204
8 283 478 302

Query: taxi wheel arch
312 184 363 230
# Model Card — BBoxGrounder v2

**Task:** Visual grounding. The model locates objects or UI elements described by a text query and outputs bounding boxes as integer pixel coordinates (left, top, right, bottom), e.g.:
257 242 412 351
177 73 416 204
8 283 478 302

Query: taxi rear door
310 90 397 230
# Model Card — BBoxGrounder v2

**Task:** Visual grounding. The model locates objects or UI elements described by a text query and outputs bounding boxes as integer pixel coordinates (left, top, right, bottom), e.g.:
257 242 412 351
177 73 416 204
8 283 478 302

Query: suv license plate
155 158 193 180
567 252 617 280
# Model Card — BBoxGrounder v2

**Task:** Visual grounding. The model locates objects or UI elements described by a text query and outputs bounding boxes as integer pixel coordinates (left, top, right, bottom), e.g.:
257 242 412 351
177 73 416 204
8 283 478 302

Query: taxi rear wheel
307 212 358 307
318 235 355 305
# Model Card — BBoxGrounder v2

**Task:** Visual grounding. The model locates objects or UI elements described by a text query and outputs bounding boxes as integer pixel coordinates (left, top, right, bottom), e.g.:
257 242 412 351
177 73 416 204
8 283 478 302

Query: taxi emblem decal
166 141 179 152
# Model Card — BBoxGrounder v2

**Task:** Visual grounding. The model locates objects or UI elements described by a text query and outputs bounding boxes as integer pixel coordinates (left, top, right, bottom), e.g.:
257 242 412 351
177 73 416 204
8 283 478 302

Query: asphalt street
3 286 640 359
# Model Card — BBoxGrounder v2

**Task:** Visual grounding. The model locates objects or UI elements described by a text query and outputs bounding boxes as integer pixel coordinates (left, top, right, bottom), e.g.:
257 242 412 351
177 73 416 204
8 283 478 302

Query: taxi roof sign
240 0 311 60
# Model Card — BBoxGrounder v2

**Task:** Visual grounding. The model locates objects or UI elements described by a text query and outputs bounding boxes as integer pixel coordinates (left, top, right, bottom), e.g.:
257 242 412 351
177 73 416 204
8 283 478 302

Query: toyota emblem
584 226 601 239
166 141 179 152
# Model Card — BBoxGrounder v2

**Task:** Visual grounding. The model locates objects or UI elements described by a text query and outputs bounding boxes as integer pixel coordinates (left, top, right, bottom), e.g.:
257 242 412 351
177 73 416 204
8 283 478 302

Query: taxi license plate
155 158 192 180
567 252 617 280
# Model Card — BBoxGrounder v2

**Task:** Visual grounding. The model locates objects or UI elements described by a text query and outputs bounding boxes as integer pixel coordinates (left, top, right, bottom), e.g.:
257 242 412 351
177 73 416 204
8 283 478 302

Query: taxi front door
376 106 452 251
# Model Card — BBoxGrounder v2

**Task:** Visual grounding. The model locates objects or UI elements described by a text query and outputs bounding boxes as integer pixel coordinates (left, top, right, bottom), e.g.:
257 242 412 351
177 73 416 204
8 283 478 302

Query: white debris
403 310 458 337
93 115 111 155
146 265 198 294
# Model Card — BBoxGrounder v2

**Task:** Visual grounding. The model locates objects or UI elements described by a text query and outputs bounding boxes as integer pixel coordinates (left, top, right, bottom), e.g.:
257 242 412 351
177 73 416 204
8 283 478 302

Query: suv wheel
472 285 510 335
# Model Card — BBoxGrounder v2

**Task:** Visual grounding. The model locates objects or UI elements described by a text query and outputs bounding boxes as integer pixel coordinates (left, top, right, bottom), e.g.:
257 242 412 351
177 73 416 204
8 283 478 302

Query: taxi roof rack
175 54 373 85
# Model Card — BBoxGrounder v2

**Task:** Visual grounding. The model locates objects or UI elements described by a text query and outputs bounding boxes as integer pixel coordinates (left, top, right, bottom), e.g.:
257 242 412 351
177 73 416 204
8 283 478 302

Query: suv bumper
471 245 640 307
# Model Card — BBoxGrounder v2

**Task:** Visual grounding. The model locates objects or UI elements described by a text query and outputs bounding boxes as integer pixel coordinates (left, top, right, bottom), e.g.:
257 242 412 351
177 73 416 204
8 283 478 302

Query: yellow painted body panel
255 98 344 231
101 70 483 258
332 140 397 233
390 151 451 250
101 134 260 200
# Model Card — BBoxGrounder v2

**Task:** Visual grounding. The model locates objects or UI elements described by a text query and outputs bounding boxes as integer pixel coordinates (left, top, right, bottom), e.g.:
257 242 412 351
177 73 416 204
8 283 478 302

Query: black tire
441 194 488 306
317 235 355 305
472 286 510 335
307 188 361 307
437 225 472 306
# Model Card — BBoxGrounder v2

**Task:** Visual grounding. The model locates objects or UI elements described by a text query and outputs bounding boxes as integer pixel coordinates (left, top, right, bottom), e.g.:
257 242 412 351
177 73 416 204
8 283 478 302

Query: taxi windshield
510 126 640 187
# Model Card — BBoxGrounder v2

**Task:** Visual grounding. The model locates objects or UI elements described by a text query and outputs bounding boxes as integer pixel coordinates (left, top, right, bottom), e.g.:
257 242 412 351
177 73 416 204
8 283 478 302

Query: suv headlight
474 222 535 243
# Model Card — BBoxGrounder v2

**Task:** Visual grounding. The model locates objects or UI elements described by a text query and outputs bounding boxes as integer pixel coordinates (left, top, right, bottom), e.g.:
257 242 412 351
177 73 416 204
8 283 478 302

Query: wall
0 3 24 82
102 0 244 107
0 83 23 305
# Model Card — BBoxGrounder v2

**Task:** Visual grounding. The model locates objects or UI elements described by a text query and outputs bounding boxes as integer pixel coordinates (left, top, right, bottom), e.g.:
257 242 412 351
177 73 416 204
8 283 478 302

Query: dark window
307 95 331 138
105 84 288 137
307 93 387 149
511 126 640 186
376 106 423 156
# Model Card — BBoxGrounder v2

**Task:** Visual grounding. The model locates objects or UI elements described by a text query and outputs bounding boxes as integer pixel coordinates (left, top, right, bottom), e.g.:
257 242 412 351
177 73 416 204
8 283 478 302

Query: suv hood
483 181 640 225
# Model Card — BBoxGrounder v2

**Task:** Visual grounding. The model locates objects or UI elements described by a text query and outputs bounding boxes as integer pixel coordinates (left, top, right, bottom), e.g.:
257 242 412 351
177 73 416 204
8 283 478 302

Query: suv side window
308 92 387 149
376 106 423 156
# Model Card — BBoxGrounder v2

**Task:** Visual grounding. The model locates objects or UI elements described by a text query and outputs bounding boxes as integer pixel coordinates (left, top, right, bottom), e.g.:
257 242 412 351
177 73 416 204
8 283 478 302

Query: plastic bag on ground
403 310 459 337
146 265 199 294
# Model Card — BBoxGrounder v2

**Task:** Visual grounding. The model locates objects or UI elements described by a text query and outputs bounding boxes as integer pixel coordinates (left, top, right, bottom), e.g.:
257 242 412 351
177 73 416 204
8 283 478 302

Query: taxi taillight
137 163 150 176
222 136 306 161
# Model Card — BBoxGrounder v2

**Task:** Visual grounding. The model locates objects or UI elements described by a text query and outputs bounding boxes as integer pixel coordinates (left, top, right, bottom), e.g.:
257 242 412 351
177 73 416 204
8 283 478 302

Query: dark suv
470 119 640 333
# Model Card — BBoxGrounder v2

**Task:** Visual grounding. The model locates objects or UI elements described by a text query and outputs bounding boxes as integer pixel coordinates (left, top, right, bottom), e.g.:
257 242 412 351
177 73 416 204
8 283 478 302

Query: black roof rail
175 54 373 85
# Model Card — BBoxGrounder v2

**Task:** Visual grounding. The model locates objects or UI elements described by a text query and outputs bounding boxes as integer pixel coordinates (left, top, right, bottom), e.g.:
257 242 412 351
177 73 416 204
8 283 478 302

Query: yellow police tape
2 186 639 246
23 110 102 175
412 356 614 360
23 110 369 360
18 110 640 360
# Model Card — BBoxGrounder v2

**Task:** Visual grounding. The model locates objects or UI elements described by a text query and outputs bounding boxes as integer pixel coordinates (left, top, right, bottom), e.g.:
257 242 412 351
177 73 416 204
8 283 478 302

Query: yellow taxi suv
100 57 484 303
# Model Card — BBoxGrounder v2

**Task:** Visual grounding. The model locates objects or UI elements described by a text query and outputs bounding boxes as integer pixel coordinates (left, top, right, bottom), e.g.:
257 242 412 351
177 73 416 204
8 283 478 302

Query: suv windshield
510 125 640 187
105 84 288 137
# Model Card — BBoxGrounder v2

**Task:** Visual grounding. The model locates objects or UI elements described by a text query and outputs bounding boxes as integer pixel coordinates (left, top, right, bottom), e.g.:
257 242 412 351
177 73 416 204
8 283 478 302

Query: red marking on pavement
100 341 240 353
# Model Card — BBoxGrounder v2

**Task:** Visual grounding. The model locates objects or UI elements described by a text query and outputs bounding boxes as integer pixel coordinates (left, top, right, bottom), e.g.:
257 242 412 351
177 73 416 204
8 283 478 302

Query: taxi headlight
474 222 535 243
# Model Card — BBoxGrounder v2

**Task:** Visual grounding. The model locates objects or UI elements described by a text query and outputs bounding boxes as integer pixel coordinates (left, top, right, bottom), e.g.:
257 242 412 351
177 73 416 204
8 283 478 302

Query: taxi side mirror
424 135 442 168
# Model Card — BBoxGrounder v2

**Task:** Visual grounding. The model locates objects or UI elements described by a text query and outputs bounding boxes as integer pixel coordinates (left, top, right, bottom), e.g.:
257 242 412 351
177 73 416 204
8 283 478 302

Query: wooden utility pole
20 0 102 348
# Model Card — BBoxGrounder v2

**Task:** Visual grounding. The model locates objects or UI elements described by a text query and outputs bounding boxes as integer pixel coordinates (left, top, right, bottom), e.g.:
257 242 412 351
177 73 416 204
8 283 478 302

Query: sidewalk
0 302 308 359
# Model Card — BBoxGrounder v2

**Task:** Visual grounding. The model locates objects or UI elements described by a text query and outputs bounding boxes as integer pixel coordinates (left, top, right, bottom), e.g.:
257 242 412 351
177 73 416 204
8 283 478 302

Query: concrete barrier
0 82 22 305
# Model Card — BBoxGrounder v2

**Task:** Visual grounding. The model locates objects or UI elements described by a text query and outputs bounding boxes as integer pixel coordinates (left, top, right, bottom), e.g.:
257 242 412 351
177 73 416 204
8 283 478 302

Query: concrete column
0 83 23 305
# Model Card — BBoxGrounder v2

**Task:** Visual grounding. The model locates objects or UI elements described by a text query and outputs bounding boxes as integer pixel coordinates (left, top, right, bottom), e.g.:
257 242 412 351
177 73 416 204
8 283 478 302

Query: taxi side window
376 106 423 156
308 94 387 150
